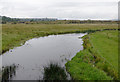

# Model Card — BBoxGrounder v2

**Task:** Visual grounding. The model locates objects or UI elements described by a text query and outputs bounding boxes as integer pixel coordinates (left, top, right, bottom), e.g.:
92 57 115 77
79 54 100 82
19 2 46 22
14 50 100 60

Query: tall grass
2 64 17 81
43 63 67 80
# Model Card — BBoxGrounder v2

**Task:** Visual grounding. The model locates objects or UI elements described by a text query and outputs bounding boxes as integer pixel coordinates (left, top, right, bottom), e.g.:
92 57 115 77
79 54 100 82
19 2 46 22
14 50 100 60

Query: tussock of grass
2 64 17 81
43 63 67 80
66 30 118 80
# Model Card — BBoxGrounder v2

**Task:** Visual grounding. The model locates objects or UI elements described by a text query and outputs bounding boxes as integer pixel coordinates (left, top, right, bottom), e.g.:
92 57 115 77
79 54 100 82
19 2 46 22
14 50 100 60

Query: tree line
0 16 119 24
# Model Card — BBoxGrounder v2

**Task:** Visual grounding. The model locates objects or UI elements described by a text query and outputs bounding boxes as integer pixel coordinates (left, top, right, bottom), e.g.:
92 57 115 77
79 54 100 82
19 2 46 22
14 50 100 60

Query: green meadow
66 30 118 80
2 24 118 53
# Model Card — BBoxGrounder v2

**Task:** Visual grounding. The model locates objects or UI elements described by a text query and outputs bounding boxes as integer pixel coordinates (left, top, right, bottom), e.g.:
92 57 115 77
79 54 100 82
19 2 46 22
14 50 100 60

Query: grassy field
66 30 118 80
1 23 119 80
2 24 118 53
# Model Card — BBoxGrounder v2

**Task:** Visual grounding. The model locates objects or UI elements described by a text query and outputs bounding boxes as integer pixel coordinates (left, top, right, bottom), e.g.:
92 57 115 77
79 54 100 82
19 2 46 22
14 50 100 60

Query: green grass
89 31 118 70
66 30 118 80
2 24 118 53
66 61 112 80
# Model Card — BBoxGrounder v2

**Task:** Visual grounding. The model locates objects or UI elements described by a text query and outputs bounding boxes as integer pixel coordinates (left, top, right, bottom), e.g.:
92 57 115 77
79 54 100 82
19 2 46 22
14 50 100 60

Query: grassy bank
66 30 118 80
2 24 118 53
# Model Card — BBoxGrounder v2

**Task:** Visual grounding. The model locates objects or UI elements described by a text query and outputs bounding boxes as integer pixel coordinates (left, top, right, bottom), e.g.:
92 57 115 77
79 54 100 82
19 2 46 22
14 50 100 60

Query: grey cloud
51 2 117 8
0 0 118 20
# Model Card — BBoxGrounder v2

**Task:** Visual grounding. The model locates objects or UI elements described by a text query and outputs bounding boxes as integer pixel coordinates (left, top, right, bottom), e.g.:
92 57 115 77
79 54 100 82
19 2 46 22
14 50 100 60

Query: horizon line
1 15 118 21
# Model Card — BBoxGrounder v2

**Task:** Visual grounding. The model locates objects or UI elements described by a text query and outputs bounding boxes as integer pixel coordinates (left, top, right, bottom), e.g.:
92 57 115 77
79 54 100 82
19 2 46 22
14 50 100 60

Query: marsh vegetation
43 63 67 80
2 64 17 81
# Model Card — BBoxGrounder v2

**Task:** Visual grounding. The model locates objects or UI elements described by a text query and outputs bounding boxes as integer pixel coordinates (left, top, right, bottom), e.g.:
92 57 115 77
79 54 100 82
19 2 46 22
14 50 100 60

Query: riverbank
66 30 118 80
2 24 118 53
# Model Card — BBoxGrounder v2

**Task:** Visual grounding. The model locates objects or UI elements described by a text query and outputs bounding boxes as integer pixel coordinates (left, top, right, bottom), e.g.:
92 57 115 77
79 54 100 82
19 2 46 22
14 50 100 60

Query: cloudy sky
0 0 119 20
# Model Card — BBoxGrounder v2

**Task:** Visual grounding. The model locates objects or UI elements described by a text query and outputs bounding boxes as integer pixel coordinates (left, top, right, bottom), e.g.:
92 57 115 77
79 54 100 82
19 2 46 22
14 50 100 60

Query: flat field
2 24 118 53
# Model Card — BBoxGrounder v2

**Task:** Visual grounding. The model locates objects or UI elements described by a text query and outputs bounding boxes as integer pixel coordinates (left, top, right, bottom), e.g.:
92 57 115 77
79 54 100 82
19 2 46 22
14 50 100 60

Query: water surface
2 33 86 80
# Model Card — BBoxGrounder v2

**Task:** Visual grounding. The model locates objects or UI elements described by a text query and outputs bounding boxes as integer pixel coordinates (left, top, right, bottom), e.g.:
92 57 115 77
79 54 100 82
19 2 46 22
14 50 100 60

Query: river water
2 33 86 80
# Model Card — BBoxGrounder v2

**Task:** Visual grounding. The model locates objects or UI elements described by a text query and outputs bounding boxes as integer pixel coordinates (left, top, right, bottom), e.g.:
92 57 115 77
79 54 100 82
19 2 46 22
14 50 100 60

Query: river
2 33 86 80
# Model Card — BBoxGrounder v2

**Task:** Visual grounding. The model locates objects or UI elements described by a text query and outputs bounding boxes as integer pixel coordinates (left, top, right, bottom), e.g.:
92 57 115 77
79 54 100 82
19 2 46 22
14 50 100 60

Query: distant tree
2 21 6 24
30 19 34 22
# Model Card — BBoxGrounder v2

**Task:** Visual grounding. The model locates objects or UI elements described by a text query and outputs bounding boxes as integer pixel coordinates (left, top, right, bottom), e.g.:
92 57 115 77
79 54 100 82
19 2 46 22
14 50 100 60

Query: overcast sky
0 0 119 20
